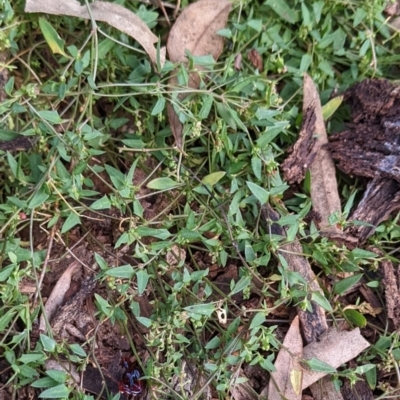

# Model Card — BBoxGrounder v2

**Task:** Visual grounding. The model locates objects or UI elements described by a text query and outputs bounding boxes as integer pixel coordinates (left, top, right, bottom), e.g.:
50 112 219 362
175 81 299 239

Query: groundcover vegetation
1 0 400 399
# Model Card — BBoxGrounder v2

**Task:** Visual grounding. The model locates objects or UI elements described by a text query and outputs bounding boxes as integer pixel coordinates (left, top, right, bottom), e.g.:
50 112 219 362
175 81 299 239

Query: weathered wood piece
281 104 317 185
328 79 400 243
346 177 400 242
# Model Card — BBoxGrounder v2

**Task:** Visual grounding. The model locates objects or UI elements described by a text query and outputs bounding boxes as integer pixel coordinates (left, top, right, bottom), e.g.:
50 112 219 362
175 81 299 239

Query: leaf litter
268 74 374 400
25 0 165 65
6 1 400 399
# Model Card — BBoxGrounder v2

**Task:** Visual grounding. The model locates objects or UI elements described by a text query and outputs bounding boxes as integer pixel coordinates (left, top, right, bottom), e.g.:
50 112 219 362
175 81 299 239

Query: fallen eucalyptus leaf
268 316 303 400
167 0 232 63
25 0 165 65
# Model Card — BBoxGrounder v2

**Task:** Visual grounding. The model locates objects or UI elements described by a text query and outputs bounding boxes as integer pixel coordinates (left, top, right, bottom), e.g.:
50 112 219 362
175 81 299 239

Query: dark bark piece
51 276 97 337
281 104 317 184
327 79 400 243
380 258 400 329
346 177 400 242
262 204 328 344
340 376 374 400
329 122 400 182
343 78 400 123
359 284 386 327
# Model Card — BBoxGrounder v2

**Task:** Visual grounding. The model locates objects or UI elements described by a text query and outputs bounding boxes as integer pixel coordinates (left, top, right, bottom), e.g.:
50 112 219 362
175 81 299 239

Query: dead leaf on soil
301 327 370 389
268 316 303 400
39 260 81 332
248 49 263 72
24 0 165 65
166 0 232 150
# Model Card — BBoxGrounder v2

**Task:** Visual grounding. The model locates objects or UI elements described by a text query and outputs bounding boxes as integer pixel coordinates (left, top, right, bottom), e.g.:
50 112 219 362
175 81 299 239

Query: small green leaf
184 303 215 317
136 269 149 295
250 312 266 330
199 95 213 119
311 291 333 312
90 195 111 210
0 265 14 281
136 226 171 239
205 336 222 349
230 276 251 295
322 96 343 120
37 110 63 124
18 353 45 364
39 384 70 398
265 0 299 23
46 370 67 384
151 97 166 115
304 358 336 373
28 189 49 209
251 156 262 180
136 316 152 327
61 213 81 233
95 253 108 271
69 343 87 357
38 18 67 57
147 177 181 190
334 274 363 295
40 334 56 352
343 309 367 328
105 265 135 279
201 171 226 186
365 365 377 390
246 181 269 204
31 377 58 388
247 19 263 32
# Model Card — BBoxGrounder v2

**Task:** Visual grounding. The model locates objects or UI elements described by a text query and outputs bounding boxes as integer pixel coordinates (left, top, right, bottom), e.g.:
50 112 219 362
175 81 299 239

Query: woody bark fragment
328 78 400 243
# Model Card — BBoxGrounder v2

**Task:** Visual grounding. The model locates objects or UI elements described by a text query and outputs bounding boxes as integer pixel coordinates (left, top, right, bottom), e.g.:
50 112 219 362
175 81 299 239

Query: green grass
1 0 400 398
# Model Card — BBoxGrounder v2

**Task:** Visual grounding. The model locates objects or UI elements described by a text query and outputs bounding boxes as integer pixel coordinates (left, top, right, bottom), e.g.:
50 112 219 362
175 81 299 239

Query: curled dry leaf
39 261 81 332
25 0 165 65
248 49 263 72
268 316 303 400
166 0 232 150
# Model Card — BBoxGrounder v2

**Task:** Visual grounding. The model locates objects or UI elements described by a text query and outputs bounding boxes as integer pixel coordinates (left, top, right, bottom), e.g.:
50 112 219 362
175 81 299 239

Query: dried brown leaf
248 49 263 72
268 316 303 400
166 0 231 150
167 0 232 63
25 0 165 65
39 261 81 332
234 53 242 71
303 73 341 232
302 327 370 389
